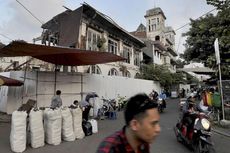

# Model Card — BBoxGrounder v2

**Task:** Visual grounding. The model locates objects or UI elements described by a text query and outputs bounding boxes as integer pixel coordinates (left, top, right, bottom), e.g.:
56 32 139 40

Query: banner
214 38 220 65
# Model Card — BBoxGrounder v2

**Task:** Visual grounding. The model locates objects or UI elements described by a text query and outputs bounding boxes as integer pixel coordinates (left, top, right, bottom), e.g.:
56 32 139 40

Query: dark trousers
82 106 91 121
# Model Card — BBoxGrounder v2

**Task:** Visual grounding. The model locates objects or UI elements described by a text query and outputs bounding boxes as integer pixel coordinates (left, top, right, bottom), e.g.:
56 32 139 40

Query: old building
40 3 145 78
131 7 177 72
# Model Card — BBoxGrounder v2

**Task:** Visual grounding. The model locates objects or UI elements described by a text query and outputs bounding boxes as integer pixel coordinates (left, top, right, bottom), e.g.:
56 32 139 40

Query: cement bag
29 108 45 148
10 111 27 153
71 108 85 139
61 107 75 141
44 108 62 145
88 119 98 133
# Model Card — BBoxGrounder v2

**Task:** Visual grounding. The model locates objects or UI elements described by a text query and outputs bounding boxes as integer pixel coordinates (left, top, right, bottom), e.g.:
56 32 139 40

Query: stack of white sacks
10 106 98 152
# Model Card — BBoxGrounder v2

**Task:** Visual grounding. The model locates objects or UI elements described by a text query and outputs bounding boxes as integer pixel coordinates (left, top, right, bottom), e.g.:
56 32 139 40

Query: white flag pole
214 38 225 120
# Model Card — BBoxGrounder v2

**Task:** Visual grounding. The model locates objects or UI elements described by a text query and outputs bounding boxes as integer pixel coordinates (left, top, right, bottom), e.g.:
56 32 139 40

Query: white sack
44 108 62 145
61 107 75 141
70 108 85 139
29 109 45 148
88 119 98 133
10 111 27 153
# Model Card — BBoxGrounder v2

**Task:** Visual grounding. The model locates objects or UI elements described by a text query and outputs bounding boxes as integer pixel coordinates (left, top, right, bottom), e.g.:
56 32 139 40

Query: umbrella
85 92 98 102
0 75 23 86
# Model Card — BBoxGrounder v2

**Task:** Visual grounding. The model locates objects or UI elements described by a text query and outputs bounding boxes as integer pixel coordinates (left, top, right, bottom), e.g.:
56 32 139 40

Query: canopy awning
177 67 215 75
0 41 126 66
0 75 23 86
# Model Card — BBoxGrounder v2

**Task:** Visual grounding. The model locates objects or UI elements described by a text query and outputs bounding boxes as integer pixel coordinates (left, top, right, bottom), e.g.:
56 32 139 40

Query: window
149 18 157 31
87 65 101 74
87 29 101 51
122 46 131 63
134 52 140 66
108 39 118 54
155 36 160 41
108 68 118 76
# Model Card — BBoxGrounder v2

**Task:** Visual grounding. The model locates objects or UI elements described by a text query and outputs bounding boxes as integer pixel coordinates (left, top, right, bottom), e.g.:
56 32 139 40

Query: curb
212 128 230 138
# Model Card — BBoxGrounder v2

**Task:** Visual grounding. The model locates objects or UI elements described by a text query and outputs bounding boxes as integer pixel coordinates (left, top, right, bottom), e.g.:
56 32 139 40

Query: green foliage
181 0 230 77
175 59 186 68
207 0 230 10
139 64 187 88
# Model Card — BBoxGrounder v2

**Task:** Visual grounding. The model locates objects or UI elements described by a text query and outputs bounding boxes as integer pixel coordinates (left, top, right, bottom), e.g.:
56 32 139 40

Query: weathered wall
0 71 161 114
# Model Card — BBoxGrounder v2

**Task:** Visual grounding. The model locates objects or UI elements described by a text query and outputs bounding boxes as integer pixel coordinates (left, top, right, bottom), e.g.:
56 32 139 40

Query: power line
0 33 13 41
16 0 44 25
175 8 216 31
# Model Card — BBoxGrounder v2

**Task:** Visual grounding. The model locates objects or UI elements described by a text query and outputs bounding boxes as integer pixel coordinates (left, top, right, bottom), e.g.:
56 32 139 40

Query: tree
139 64 186 88
175 58 186 68
181 0 230 77
206 0 230 10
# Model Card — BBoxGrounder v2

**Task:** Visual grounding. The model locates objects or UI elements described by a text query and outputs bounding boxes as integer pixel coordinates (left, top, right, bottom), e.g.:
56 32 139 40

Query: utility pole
214 38 225 120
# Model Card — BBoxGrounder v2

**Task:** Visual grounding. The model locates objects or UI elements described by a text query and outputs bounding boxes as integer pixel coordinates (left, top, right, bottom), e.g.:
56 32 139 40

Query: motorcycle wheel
194 140 201 153
194 140 216 153
174 127 182 142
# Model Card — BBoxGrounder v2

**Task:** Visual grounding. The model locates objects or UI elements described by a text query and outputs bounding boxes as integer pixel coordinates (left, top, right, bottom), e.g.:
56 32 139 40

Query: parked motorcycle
174 112 215 153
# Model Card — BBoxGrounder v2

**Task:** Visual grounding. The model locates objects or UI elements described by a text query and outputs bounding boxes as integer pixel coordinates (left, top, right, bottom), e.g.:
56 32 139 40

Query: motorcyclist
149 89 158 102
159 91 167 108
181 96 197 138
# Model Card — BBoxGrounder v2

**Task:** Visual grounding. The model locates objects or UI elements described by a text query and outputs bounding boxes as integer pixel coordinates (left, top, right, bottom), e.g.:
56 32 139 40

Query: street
0 98 229 153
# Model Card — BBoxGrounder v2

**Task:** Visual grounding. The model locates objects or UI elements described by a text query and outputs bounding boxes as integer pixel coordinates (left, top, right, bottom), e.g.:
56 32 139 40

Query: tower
144 7 166 42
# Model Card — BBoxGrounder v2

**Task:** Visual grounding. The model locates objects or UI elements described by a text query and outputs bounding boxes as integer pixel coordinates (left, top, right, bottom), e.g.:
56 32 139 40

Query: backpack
82 120 92 136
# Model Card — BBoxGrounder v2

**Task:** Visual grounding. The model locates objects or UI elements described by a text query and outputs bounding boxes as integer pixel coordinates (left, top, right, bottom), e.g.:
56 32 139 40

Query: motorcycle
179 98 187 111
157 98 166 113
174 112 215 153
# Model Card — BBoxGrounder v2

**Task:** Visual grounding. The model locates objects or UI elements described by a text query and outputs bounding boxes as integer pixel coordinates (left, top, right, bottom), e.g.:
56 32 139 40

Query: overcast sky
0 0 215 54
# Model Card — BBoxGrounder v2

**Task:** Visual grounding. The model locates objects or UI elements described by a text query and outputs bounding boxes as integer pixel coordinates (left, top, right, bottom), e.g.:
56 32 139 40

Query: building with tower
131 7 177 72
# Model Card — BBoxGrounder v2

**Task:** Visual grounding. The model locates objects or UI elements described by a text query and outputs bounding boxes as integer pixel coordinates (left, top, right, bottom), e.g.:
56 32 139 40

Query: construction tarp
0 41 125 66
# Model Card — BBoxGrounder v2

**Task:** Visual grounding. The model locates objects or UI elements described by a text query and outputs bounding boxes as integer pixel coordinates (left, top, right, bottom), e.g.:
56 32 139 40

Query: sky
0 0 216 54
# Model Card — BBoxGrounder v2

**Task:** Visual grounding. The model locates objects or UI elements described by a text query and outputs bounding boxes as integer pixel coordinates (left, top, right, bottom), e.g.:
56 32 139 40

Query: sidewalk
212 108 230 137
212 124 230 138
0 112 11 123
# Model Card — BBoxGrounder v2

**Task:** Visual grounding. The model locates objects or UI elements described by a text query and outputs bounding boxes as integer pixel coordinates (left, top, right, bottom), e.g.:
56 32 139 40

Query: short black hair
56 90 61 95
73 100 78 105
124 93 158 125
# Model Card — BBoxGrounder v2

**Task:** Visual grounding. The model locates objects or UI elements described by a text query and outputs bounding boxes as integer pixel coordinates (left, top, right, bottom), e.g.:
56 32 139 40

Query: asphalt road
0 98 229 153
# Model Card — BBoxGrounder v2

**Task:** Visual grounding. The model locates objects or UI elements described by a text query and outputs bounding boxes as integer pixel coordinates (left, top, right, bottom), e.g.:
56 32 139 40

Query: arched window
124 71 131 78
108 68 118 76
134 73 141 79
155 35 160 41
87 65 101 74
